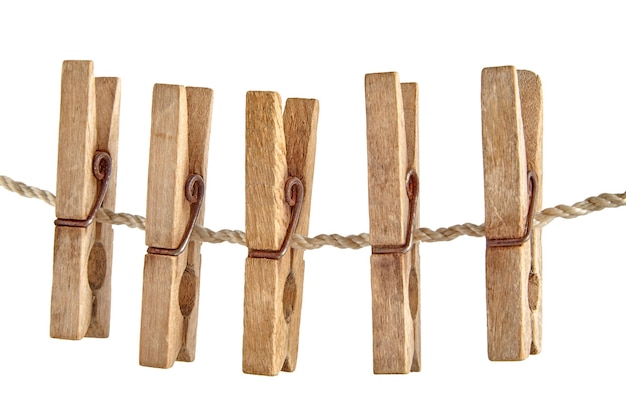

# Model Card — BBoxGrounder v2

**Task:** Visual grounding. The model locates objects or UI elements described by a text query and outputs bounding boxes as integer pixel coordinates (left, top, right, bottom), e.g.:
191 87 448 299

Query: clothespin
242 92 318 375
139 84 213 368
365 72 420 374
481 66 543 360
50 60 120 339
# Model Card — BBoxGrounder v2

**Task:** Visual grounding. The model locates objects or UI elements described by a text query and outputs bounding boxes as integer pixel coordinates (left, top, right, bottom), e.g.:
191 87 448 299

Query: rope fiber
2 174 625 250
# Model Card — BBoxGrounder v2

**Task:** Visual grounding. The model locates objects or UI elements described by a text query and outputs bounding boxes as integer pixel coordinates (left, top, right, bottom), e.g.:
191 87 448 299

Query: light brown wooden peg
50 61 120 340
365 72 420 374
481 66 543 361
139 84 213 368
243 92 318 376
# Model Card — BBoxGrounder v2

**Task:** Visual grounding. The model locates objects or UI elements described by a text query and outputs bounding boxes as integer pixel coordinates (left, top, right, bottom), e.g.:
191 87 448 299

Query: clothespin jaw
50 60 120 340
365 72 420 374
139 84 213 368
481 66 543 360
243 92 318 376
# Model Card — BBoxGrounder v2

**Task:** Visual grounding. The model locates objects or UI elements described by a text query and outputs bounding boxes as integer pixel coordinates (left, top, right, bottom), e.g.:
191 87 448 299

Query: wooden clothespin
139 84 213 368
51 60 120 340
365 72 420 374
481 66 543 360
243 92 318 375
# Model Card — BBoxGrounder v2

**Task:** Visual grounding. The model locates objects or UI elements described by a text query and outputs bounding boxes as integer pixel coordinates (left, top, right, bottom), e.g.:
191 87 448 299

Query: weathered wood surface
51 61 120 340
243 92 318 375
366 72 420 374
140 84 212 368
482 66 543 360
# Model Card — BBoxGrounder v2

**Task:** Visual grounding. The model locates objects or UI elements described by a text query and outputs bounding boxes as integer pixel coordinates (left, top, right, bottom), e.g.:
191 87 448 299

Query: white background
1 1 625 416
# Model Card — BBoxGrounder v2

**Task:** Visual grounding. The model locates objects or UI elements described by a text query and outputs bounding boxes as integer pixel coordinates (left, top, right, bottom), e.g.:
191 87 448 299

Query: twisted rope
2 174 625 250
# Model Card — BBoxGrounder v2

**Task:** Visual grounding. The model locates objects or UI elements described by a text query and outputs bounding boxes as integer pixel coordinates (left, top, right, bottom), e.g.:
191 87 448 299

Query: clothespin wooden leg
50 61 120 340
282 98 319 371
139 84 212 368
481 66 543 360
87 77 121 337
366 72 420 374
402 82 421 371
518 70 543 354
177 87 213 361
243 92 318 375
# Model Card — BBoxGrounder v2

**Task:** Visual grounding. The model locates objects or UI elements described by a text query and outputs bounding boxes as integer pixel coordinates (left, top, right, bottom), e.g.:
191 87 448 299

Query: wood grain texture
56 60 97 219
370 253 414 373
245 91 288 251
401 83 418 172
145 84 190 249
86 77 121 338
243 94 318 375
366 72 408 246
401 82 421 372
282 98 318 371
52 60 96 339
51 61 119 340
140 85 212 368
177 87 213 362
243 91 290 376
518 70 543 354
140 253 188 367
408 250 420 372
243 257 290 375
482 66 532 361
51 226 94 339
366 72 419 373
485 246 531 360
482 67 528 239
